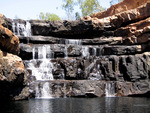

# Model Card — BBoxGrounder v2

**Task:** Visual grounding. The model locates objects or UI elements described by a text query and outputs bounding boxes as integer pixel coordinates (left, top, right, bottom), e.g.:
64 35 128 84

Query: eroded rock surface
0 50 29 100
0 24 19 55
0 21 29 100
4 0 150 98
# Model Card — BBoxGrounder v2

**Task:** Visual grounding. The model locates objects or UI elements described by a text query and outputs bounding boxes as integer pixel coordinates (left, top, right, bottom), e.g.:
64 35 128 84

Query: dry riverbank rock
0 16 28 100
0 24 19 55
0 50 29 100
90 0 150 19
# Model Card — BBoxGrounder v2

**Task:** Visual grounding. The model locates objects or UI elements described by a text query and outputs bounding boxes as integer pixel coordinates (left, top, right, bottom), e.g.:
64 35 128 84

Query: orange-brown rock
0 50 27 83
110 2 150 28
0 24 19 55
0 50 29 100
82 2 150 31
116 17 150 36
90 0 150 19
0 14 8 27
115 17 150 43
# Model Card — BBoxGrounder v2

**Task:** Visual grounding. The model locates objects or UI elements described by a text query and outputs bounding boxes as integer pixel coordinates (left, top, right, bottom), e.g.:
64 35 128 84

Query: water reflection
28 99 53 113
1 97 150 113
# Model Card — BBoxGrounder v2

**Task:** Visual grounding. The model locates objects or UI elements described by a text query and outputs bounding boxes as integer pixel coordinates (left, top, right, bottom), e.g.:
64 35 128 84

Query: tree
39 12 45 20
61 0 105 20
78 0 105 16
39 12 61 21
62 0 75 20
75 12 81 20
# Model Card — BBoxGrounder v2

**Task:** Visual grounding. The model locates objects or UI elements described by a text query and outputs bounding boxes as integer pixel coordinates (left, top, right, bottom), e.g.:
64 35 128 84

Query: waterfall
25 45 54 98
12 21 16 35
93 48 97 56
28 45 54 81
105 82 116 97
98 46 103 56
65 39 82 45
63 83 67 98
12 20 32 37
82 46 90 57
35 82 53 99
81 46 103 57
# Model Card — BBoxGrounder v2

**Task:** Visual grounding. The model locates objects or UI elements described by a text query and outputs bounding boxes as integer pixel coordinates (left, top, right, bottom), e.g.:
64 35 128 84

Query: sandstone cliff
2 0 150 98
0 14 29 100
90 0 150 19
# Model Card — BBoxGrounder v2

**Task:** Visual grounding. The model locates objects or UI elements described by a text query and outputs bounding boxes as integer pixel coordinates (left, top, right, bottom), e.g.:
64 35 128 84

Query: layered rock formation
5 0 150 98
0 15 29 100
90 0 150 19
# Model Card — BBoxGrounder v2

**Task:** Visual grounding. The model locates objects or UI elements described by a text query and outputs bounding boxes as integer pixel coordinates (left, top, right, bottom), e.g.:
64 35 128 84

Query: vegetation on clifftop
38 0 124 21
39 12 61 21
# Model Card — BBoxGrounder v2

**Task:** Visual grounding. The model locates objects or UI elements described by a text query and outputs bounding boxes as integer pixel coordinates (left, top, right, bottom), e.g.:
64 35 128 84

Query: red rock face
0 16 28 100
0 50 27 82
0 48 29 100
90 0 150 19
0 24 20 55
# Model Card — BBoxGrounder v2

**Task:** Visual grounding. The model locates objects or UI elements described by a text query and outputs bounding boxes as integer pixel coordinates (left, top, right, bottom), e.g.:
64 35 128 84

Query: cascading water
12 20 32 43
105 82 116 97
65 39 82 45
25 45 54 98
28 45 54 80
82 46 90 57
93 48 97 56
35 82 53 99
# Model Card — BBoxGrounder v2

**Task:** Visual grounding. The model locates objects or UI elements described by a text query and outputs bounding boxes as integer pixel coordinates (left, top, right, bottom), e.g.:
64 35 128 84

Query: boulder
0 24 19 55
0 14 12 29
0 50 29 100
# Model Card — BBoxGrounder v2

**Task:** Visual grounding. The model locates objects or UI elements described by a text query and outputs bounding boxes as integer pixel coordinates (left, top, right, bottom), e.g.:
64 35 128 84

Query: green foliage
75 12 81 20
78 0 105 16
62 0 75 20
39 12 61 21
62 0 105 19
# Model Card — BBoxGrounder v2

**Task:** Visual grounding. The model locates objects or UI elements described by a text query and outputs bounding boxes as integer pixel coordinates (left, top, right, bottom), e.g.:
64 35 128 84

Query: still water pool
1 97 150 113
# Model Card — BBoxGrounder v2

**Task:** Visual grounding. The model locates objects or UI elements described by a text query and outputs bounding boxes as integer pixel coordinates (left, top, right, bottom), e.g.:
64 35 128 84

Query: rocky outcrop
0 14 12 29
6 0 150 98
90 0 150 19
31 80 150 98
0 50 29 100
0 20 29 100
0 24 19 55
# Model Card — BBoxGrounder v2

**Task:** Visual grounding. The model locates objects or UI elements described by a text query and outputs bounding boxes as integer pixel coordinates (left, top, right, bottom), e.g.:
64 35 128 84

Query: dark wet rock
30 80 150 98
102 45 144 55
30 19 105 38
50 52 150 82
19 43 33 60
2 0 150 99
19 36 60 44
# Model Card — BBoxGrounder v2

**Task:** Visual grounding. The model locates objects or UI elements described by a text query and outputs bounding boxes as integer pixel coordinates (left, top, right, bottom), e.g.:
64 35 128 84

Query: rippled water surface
1 97 150 113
